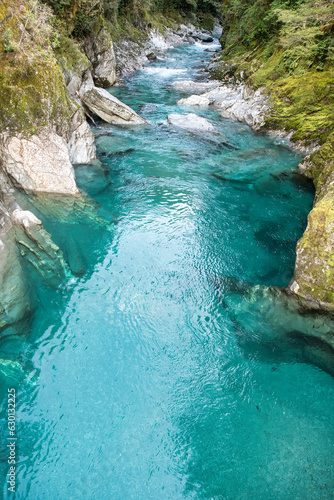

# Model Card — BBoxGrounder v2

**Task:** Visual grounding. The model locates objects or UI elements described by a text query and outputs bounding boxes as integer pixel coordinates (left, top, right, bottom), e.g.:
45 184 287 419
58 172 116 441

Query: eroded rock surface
172 79 220 93
68 109 96 165
84 29 117 88
288 136 334 308
0 216 31 338
82 87 146 125
177 95 211 106
1 129 79 195
12 208 70 287
167 113 217 133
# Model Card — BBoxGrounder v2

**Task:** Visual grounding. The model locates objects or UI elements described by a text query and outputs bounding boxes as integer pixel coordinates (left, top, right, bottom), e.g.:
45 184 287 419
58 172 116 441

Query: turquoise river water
1 40 334 499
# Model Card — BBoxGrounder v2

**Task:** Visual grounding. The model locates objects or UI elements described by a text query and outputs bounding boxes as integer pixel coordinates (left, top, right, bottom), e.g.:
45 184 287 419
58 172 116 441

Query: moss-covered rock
0 55 75 136
290 192 334 306
210 1 334 309
300 134 334 200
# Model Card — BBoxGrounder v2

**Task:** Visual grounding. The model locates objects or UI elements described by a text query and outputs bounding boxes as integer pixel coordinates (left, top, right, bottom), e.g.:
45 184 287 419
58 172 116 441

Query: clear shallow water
1 41 334 499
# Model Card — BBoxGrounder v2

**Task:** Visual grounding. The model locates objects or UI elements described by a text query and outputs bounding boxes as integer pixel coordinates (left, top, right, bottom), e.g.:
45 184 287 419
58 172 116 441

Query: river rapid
1 39 334 499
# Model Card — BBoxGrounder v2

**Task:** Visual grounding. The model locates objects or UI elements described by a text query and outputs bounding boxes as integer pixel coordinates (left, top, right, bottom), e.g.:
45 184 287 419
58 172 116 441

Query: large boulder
220 87 269 130
12 208 70 287
177 95 211 106
194 34 214 43
1 129 79 195
0 212 31 338
203 86 243 107
288 137 334 308
82 87 146 125
167 113 217 133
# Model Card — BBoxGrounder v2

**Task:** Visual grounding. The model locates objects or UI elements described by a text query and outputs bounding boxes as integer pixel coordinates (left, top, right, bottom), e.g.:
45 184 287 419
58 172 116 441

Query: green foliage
2 29 14 53
42 0 221 39
221 0 334 71
198 12 215 31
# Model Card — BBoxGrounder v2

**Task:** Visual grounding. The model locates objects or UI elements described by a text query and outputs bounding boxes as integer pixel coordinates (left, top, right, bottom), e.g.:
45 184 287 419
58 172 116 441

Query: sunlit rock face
82 87 146 125
68 109 96 165
1 129 79 195
167 113 218 133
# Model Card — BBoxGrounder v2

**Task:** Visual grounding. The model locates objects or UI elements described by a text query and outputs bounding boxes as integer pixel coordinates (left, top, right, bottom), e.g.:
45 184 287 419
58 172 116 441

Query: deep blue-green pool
1 40 334 499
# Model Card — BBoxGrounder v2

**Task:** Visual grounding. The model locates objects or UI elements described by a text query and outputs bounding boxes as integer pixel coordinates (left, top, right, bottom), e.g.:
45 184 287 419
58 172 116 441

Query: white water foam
143 67 187 77
149 31 172 50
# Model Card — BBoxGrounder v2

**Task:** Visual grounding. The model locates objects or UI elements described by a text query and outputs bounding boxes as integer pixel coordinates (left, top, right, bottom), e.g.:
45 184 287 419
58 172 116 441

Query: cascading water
1 40 334 499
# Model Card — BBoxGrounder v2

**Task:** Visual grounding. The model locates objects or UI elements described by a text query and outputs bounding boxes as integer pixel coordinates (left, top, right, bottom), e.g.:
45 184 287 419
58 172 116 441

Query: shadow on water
212 274 334 378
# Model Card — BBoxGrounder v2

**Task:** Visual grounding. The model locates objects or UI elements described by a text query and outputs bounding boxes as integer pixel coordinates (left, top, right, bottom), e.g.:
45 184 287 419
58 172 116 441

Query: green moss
264 71 334 143
0 54 73 134
299 134 334 202
54 34 89 73
198 12 215 32
294 192 334 305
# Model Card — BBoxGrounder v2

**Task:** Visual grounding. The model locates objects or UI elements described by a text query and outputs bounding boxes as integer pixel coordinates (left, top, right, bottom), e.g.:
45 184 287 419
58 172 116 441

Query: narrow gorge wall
206 0 334 310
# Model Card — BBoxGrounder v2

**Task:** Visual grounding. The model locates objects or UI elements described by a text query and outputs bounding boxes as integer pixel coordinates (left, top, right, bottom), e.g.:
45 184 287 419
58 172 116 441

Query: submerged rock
12 208 70 287
214 277 334 375
82 87 146 125
0 226 32 338
167 113 217 133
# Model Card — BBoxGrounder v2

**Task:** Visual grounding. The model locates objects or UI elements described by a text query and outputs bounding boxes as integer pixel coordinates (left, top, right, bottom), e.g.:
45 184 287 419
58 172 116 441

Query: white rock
203 86 243 108
172 80 220 93
167 113 217 133
82 86 146 125
220 97 268 129
68 110 96 164
177 95 211 106
11 209 42 228
80 70 95 95
3 129 79 195
94 42 116 88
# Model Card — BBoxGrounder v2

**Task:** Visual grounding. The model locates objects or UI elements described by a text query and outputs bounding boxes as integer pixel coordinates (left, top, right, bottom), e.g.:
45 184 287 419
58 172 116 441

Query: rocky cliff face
205 50 334 310
288 136 334 308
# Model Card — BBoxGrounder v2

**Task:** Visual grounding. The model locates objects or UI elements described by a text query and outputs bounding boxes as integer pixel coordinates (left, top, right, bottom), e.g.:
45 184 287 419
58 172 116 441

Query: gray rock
1 129 79 195
171 79 220 94
177 95 211 106
167 113 217 133
83 29 117 88
114 27 186 78
0 228 32 338
220 87 269 130
12 208 70 287
146 52 157 61
68 109 96 165
196 34 214 43
82 87 146 125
